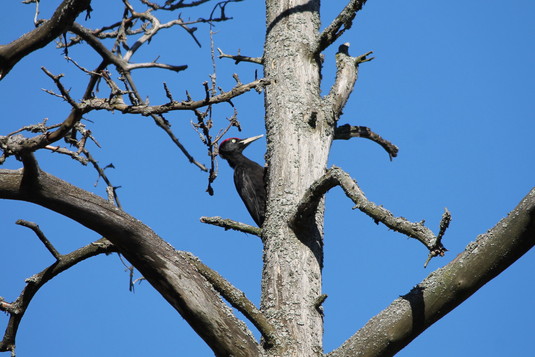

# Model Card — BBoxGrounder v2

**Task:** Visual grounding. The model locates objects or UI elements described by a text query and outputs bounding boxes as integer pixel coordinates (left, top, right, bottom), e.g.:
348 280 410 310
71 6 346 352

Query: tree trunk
262 1 331 355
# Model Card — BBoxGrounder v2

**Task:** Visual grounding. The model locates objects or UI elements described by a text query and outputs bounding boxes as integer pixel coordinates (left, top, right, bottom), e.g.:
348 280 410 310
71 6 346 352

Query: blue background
1 1 534 356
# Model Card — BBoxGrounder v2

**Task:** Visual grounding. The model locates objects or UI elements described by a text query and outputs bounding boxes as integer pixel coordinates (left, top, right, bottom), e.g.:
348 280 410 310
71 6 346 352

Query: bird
218 135 266 227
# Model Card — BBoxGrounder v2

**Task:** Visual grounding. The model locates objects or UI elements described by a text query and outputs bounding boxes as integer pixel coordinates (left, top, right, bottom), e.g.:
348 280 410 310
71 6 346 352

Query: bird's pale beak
239 134 264 146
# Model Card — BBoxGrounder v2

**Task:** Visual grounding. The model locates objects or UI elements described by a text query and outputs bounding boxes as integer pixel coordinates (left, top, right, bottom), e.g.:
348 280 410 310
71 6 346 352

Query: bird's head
219 134 263 159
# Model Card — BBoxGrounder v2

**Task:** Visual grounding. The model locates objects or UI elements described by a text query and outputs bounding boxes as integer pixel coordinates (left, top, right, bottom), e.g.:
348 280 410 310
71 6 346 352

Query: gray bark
0 166 261 357
262 1 329 356
1 1 534 356
328 188 535 357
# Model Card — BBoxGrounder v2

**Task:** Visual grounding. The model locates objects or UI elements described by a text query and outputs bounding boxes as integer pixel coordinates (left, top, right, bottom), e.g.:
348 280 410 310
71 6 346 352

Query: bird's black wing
234 163 266 227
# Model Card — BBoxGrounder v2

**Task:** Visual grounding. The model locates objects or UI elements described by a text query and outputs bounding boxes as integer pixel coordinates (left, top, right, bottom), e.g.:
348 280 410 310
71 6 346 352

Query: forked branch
290 166 448 258
0 168 261 356
80 78 270 114
217 48 263 64
0 238 116 354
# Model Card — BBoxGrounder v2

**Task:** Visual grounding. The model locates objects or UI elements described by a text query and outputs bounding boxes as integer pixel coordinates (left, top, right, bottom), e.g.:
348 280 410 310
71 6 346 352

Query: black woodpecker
219 135 266 227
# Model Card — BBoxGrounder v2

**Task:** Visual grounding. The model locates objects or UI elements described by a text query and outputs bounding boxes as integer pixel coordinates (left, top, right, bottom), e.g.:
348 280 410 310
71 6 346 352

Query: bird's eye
232 139 236 143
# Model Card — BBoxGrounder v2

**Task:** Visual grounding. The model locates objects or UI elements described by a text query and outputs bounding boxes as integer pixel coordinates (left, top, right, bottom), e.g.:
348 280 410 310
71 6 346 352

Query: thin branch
80 149 123 209
0 238 116 354
15 220 62 260
140 0 212 11
184 253 277 347
217 48 263 64
44 145 89 165
80 78 270 114
200 216 261 237
334 124 399 160
315 0 368 54
70 22 209 171
126 62 188 72
290 166 448 257
41 67 80 109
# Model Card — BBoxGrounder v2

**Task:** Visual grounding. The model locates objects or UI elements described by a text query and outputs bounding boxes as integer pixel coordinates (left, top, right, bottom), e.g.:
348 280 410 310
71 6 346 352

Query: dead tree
1 1 533 356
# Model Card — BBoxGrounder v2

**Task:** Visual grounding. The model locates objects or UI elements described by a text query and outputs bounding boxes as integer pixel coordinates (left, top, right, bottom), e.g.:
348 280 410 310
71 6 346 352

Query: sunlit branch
316 0 368 54
200 216 261 237
290 166 448 258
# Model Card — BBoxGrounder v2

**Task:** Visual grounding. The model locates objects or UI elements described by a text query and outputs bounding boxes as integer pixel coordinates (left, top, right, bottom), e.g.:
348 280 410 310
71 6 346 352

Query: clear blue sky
1 1 534 356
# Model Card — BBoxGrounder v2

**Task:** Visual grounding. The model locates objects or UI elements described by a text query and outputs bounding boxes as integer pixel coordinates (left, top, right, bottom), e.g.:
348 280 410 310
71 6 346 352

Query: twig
290 166 448 256
424 208 451 268
15 220 62 260
44 145 89 165
71 22 209 171
200 216 261 237
41 67 80 109
334 124 399 160
217 48 263 64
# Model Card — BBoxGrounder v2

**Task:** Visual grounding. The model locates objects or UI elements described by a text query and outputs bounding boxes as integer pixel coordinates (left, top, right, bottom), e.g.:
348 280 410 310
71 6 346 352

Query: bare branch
424 208 451 268
126 62 188 72
0 0 91 79
185 253 277 347
0 168 261 356
0 108 83 161
140 0 212 11
334 124 399 160
41 67 80 109
218 48 263 64
80 78 270 114
323 44 373 123
70 22 209 171
290 166 448 256
200 216 261 237
0 238 116 354
316 0 368 54
15 220 62 260
328 188 535 357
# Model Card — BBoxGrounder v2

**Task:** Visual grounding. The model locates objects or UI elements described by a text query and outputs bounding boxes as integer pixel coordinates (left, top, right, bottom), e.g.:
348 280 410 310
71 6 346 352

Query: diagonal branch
328 187 535 357
0 0 91 79
0 168 261 356
15 219 62 260
0 237 116 354
290 166 447 257
184 253 277 347
69 22 224 172
315 0 368 55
